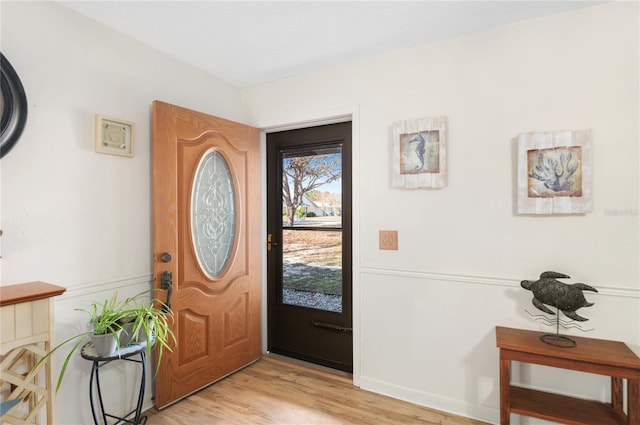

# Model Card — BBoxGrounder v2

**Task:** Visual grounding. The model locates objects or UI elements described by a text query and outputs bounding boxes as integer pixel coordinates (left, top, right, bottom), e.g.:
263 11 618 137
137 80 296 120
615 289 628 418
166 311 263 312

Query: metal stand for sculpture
521 271 597 348
525 309 594 348
540 307 578 347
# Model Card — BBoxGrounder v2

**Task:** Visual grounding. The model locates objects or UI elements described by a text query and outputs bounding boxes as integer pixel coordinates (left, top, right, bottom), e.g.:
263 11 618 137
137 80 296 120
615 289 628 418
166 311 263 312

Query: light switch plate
379 230 398 250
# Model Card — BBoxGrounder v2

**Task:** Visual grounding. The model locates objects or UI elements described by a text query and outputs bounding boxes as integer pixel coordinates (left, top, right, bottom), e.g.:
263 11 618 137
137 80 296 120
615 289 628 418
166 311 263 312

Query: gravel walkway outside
282 287 342 313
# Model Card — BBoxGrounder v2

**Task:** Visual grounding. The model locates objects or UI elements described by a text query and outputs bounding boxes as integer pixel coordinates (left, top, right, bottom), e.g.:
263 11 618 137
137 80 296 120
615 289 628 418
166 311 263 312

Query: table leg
611 377 623 413
94 362 108 425
500 356 511 425
88 362 100 425
628 379 639 425
134 351 146 425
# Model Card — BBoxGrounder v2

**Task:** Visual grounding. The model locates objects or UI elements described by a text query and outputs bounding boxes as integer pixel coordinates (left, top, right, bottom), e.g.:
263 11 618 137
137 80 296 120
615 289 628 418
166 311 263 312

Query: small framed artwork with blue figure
392 116 447 189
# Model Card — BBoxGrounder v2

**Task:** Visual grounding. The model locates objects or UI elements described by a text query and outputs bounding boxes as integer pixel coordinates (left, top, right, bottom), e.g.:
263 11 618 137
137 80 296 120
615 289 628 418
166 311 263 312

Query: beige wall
1 2 243 423
243 2 639 422
1 1 244 287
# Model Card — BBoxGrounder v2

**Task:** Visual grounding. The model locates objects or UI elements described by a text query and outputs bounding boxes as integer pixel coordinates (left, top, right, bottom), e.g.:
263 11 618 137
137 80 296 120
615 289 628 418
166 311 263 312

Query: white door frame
255 105 361 386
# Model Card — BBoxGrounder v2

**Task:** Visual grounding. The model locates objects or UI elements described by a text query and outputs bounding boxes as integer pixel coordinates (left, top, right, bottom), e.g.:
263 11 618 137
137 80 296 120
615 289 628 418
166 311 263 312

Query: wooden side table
496 326 640 425
1 281 66 424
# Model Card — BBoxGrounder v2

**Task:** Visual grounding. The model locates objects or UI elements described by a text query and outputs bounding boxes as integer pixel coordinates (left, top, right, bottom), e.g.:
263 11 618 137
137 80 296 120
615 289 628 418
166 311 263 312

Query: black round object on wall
1 53 28 159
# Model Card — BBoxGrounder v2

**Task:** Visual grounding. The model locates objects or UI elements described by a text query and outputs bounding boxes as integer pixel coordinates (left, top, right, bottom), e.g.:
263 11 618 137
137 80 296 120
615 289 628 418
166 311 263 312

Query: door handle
311 320 352 333
161 271 173 313
267 233 278 252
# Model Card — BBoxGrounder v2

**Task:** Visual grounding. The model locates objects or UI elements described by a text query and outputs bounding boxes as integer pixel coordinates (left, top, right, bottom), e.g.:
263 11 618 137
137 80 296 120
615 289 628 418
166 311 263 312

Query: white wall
1 1 638 424
244 2 639 424
1 1 243 423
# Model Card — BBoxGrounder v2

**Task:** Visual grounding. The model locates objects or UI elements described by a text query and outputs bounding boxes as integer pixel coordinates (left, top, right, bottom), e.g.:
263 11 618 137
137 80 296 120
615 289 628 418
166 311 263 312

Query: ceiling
59 1 603 88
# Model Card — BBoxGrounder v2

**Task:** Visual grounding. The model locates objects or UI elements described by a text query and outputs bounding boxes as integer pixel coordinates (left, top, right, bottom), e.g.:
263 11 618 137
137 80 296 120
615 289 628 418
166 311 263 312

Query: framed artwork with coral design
517 129 592 214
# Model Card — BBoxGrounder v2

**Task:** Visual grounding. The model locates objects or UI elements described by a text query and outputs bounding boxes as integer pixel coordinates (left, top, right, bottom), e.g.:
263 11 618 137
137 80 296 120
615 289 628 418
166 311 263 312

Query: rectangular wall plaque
95 114 135 157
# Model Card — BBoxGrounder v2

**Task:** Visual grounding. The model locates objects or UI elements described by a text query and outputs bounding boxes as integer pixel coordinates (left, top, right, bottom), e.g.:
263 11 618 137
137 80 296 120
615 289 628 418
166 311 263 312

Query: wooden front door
152 101 261 408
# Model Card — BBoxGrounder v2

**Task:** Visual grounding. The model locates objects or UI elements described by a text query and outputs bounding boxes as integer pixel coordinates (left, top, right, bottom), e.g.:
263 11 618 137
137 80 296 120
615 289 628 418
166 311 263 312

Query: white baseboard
359 375 498 424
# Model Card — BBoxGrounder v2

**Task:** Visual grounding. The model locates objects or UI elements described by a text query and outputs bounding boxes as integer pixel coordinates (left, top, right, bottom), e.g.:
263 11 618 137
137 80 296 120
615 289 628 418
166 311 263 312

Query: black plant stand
81 341 149 425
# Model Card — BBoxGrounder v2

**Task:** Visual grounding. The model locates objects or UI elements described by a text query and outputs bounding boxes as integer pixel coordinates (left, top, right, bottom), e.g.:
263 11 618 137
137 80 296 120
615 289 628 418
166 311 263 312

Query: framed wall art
392 116 447 188
517 129 592 214
95 114 135 157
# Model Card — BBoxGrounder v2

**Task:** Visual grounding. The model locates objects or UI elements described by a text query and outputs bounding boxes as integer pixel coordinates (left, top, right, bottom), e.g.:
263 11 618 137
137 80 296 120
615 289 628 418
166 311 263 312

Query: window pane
282 229 342 312
282 147 342 228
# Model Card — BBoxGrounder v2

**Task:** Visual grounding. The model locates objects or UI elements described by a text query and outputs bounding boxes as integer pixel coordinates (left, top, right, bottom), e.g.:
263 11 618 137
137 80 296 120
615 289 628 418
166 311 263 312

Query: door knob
160 252 173 263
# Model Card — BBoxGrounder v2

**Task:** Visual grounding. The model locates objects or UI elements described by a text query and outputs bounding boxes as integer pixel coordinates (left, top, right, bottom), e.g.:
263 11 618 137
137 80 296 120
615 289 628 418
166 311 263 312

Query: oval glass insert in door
191 150 236 277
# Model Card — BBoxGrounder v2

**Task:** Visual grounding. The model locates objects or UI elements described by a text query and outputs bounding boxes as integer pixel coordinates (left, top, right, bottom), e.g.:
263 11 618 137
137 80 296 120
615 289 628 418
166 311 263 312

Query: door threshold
263 352 353 384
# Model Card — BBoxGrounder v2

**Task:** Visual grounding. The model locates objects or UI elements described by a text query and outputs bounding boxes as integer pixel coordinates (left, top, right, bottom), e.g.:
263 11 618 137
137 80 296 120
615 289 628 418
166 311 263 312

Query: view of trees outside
281 150 343 311
306 190 341 216
282 152 341 226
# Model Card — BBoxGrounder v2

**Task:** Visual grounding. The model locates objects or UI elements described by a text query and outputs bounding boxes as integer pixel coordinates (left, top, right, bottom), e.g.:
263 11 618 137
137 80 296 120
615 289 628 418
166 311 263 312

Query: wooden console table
496 326 640 425
1 282 66 424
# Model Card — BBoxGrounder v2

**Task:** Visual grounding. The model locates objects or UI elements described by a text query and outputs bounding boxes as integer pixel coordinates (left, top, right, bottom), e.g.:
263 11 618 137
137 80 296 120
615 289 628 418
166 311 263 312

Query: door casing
266 122 352 372
257 107 361 385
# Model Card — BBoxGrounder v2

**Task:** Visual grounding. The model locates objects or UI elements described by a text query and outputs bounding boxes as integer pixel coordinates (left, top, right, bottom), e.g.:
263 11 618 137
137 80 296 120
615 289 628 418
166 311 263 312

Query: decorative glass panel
192 150 236 277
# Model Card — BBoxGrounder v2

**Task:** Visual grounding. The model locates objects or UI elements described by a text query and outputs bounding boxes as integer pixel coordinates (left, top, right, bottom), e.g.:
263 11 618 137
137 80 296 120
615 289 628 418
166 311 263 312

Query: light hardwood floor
145 356 489 425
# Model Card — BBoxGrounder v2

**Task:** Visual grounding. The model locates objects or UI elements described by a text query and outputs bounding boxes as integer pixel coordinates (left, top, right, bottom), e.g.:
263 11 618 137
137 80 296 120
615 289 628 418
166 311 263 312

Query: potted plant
118 296 176 372
36 291 175 392
84 294 130 356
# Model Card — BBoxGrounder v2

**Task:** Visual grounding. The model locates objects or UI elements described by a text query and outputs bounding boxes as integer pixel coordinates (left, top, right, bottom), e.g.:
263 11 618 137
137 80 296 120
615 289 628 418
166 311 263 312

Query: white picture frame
95 114 135 157
392 116 447 188
517 129 592 214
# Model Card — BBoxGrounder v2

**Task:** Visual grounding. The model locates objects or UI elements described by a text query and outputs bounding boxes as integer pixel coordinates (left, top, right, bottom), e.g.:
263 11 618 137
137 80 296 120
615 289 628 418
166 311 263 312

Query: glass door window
281 147 343 312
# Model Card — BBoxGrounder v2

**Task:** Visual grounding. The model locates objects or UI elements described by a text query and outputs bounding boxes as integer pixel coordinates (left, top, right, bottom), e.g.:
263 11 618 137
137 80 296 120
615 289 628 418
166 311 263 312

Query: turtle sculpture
521 271 597 322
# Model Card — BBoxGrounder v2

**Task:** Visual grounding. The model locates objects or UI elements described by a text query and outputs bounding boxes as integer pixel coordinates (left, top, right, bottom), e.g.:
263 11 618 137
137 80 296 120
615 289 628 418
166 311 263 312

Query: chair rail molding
360 265 638 299
57 273 154 301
